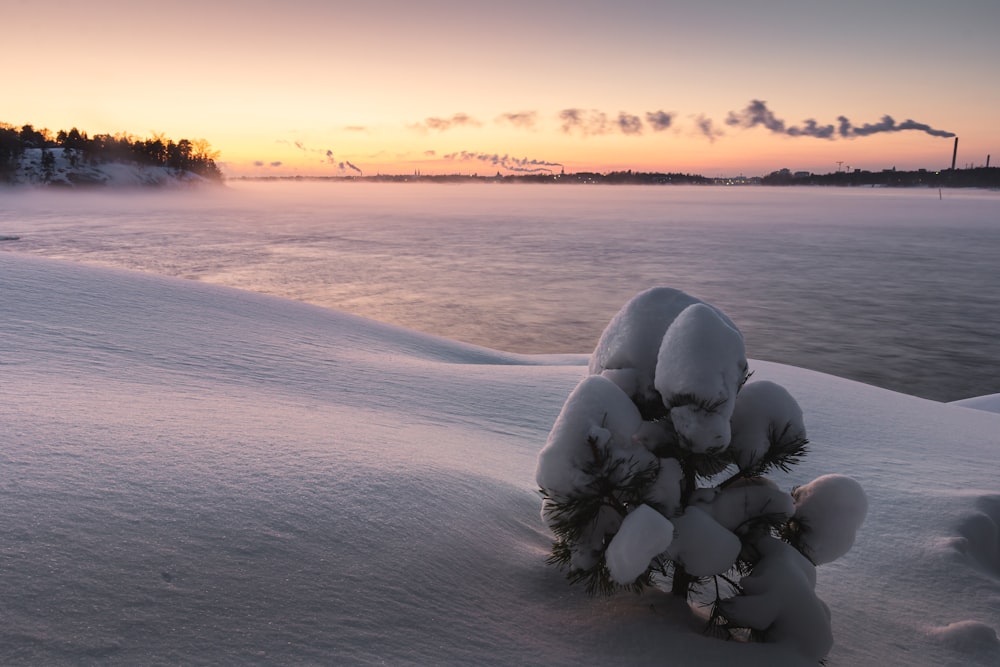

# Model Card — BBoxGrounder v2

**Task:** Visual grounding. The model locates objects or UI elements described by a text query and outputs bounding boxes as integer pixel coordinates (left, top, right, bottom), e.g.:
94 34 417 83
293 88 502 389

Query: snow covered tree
536 287 867 662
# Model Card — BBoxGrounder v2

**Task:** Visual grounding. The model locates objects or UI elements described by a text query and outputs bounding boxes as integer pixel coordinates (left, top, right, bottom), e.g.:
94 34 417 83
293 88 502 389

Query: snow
951 393 1000 414
3 251 1000 666
789 475 869 566
692 477 796 534
729 380 807 471
588 287 738 412
665 506 743 577
535 374 648 496
6 148 210 187
641 456 684 515
605 504 674 584
720 536 834 661
655 303 748 453
926 621 1000 652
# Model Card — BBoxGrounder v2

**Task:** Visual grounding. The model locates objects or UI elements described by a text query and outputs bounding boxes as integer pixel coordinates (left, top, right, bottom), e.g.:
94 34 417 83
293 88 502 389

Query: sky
6 0 998 177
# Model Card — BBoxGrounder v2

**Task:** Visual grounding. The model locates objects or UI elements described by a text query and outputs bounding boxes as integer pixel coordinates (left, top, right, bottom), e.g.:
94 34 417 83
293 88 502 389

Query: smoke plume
839 115 955 138
444 150 563 173
617 112 643 135
645 110 674 131
727 100 954 139
413 113 482 132
497 111 539 129
695 114 723 143
559 108 612 136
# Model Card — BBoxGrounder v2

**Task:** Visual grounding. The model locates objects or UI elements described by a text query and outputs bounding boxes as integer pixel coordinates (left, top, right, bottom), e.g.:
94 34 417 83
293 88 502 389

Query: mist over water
3 181 998 402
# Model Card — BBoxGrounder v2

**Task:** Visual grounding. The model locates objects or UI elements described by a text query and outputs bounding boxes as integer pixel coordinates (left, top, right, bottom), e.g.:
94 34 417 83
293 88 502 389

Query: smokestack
951 136 959 170
988 154 991 168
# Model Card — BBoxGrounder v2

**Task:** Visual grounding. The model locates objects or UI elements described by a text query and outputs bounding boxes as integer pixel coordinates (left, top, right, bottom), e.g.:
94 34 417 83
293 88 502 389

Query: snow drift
1 253 998 665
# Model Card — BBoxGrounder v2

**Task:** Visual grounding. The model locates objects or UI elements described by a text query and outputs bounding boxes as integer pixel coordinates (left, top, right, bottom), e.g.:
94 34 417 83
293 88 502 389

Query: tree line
0 122 222 181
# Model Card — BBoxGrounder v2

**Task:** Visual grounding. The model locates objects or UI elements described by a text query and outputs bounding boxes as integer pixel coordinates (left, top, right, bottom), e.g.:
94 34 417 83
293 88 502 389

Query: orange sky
6 1 997 177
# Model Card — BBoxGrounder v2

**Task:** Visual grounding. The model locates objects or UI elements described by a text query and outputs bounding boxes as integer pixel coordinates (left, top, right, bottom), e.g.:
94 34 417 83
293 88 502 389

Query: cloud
253 160 265 167
344 126 368 132
645 110 674 131
253 160 283 167
496 111 539 129
726 99 954 139
271 161 282 167
411 113 482 132
443 150 563 173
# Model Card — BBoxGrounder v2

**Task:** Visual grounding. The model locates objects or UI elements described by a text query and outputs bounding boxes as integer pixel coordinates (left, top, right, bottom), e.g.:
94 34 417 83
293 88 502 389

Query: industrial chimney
951 137 959 170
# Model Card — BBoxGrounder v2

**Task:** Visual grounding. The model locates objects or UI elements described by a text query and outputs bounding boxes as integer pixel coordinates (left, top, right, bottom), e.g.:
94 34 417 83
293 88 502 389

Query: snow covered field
2 252 998 665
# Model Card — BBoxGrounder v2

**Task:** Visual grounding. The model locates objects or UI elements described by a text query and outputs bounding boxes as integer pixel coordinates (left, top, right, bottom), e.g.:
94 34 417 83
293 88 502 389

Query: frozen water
2 182 998 401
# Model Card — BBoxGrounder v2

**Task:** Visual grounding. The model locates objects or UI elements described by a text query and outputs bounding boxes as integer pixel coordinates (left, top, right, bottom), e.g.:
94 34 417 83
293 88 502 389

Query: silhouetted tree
40 148 55 180
0 124 24 181
19 124 51 148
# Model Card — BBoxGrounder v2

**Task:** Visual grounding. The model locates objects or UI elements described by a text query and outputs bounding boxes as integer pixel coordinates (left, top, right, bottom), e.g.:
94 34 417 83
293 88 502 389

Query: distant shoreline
232 167 1000 189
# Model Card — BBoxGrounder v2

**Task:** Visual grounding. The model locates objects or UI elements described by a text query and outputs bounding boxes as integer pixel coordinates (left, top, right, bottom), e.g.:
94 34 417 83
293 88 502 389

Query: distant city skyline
8 1 997 177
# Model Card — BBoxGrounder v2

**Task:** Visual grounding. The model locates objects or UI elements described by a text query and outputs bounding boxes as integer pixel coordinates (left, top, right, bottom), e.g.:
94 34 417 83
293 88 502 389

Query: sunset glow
7 1 996 177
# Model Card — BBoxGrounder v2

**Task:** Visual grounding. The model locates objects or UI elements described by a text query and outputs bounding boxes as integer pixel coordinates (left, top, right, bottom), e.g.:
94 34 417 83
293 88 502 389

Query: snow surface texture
3 253 1000 666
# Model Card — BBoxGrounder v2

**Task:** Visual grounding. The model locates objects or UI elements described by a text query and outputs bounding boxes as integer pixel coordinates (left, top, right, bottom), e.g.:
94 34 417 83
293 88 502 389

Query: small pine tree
536 288 866 661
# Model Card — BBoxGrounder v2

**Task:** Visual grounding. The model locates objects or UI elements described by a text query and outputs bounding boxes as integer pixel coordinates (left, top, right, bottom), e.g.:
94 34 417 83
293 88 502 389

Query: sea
2 180 998 402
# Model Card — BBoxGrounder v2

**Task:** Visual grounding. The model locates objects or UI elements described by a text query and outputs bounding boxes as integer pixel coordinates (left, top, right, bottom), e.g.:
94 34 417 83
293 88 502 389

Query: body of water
3 181 998 402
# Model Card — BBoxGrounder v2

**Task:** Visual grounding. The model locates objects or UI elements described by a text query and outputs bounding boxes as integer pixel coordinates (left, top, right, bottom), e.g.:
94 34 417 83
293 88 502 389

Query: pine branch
703 573 744 639
666 392 727 414
780 516 818 565
721 420 809 486
540 450 663 596
761 421 809 474
690 449 734 479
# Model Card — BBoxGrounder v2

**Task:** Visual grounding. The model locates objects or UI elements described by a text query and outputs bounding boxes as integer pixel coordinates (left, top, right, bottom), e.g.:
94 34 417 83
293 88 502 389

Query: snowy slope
7 148 211 187
2 253 998 666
